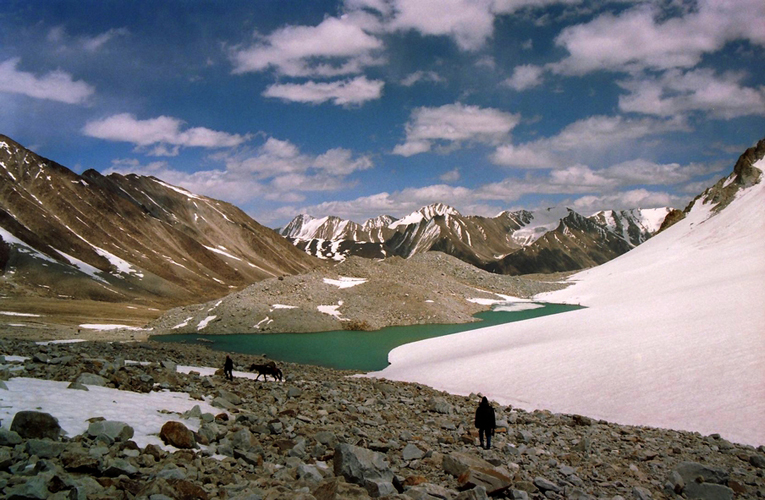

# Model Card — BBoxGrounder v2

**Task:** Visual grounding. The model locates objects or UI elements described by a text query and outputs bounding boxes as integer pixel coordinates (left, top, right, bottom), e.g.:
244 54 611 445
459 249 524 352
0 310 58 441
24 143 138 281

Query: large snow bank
370 161 765 447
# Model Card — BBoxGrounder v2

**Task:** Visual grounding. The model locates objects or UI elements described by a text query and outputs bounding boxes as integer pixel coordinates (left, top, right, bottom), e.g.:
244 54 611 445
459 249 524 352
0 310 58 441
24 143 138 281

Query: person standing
224 355 234 381
474 396 496 450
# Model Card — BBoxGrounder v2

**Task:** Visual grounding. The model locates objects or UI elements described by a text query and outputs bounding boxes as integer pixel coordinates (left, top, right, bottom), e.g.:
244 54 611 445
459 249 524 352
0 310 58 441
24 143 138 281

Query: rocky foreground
1 340 763 500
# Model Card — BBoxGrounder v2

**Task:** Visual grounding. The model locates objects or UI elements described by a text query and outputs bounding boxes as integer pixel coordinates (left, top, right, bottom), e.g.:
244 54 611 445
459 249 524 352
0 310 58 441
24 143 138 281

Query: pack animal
249 361 283 382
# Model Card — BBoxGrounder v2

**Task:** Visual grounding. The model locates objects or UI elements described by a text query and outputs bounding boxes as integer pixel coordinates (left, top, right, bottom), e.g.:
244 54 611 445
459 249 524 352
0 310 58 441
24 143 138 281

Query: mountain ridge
0 135 320 311
281 202 671 274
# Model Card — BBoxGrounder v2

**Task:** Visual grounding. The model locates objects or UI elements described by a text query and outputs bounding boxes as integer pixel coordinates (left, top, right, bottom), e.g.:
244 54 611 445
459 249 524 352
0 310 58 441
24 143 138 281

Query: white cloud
225 137 373 185
601 159 721 185
357 0 579 52
231 16 384 77
105 138 373 208
394 103 520 156
386 0 496 51
83 113 248 152
314 148 374 175
571 189 680 213
400 70 444 87
0 58 94 104
491 115 688 168
552 0 765 75
618 69 765 119
440 168 461 182
503 64 544 91
82 28 129 52
262 76 384 106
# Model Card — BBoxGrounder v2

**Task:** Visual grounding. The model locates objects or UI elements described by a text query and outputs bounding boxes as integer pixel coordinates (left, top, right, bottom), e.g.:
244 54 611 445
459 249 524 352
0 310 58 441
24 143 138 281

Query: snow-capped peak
389 203 461 229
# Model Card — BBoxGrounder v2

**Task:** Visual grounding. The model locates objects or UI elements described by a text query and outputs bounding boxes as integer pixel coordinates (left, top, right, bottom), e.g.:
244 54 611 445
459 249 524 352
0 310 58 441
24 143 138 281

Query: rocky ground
1 339 763 500
147 253 572 337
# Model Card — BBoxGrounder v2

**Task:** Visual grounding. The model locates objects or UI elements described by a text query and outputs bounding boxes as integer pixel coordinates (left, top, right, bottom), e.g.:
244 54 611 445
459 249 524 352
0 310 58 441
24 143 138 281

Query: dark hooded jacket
474 397 496 430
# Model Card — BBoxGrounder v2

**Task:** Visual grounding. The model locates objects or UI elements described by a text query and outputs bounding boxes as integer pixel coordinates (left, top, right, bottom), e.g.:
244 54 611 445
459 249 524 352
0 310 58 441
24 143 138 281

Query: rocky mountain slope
2 339 764 500
0 135 320 309
280 203 670 275
148 252 569 335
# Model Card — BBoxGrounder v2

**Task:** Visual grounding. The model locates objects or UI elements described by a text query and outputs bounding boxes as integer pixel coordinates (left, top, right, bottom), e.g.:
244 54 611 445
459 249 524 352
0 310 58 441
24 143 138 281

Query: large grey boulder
458 467 513 495
11 411 62 440
674 462 729 485
683 482 734 500
333 444 395 497
443 452 494 477
74 373 109 387
87 420 135 443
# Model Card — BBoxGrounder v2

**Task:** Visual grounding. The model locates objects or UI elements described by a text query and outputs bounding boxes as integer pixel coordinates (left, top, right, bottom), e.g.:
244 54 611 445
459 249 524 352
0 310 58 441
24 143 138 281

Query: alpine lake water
152 302 582 372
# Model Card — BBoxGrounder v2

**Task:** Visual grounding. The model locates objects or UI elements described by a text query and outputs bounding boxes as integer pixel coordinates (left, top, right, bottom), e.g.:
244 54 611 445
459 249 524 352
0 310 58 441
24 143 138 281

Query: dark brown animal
249 361 283 381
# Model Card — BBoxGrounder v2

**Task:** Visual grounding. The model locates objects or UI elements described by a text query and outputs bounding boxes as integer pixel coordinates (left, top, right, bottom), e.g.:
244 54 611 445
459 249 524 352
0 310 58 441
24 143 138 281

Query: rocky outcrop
1 339 764 500
660 137 765 232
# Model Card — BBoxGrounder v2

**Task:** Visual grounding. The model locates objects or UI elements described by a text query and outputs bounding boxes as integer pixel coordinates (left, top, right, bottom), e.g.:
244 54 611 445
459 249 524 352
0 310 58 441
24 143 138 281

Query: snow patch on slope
370 160 765 446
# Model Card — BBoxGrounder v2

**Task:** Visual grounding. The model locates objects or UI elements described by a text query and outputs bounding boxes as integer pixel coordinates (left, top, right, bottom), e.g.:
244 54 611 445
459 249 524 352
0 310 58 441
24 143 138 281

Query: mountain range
280 203 671 275
0 135 318 308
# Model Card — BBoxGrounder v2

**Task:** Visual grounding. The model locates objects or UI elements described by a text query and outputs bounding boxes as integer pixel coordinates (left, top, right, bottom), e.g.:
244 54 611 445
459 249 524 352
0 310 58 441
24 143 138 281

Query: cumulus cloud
393 103 520 156
552 0 765 75
503 64 544 91
348 0 580 52
491 144 562 169
440 168 461 182
384 0 496 51
0 58 94 104
262 76 384 106
491 115 688 168
105 138 374 209
571 189 681 213
225 138 371 179
83 113 249 153
82 28 129 52
400 70 444 87
231 16 384 77
618 69 765 119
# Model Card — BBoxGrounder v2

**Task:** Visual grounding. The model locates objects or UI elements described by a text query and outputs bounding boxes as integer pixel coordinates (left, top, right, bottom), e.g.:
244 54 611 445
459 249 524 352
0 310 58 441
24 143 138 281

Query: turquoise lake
152 303 581 372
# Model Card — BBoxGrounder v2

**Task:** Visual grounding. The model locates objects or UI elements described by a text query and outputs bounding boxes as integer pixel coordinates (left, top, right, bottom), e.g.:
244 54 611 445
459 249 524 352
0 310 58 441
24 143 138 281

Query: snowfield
370 160 765 447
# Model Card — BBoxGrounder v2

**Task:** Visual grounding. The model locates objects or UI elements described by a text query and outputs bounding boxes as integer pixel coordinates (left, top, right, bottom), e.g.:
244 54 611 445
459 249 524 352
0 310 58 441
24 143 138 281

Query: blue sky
1 0 764 227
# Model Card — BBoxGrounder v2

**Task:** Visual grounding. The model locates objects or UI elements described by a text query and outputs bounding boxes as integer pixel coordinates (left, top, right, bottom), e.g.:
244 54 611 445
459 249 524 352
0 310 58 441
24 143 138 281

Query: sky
1 0 764 228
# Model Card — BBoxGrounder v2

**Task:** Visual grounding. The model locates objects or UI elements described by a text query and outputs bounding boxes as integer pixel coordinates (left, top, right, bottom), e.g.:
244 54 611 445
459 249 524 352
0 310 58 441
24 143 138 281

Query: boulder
458 467 513 495
533 477 561 494
443 452 494 477
333 444 394 497
159 421 197 449
87 420 135 443
313 478 371 500
683 482 734 500
455 486 490 500
24 439 67 458
11 411 62 440
0 427 22 446
673 462 728 485
402 443 425 461
74 372 109 387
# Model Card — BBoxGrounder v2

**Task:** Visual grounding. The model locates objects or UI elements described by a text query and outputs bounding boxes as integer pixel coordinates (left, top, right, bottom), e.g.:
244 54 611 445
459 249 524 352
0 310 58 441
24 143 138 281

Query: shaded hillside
0 135 320 307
